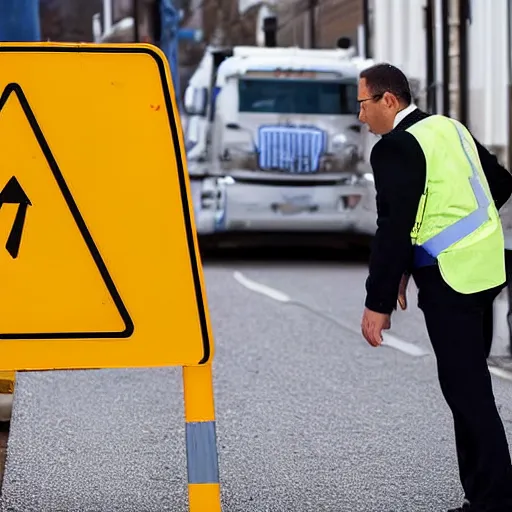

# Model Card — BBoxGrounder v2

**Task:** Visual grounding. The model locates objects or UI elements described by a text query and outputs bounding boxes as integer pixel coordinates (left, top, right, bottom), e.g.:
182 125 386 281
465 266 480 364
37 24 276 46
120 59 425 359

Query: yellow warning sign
0 43 214 371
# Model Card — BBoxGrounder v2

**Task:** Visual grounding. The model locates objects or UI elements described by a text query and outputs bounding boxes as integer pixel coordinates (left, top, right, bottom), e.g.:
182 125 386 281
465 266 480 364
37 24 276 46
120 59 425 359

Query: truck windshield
238 78 358 115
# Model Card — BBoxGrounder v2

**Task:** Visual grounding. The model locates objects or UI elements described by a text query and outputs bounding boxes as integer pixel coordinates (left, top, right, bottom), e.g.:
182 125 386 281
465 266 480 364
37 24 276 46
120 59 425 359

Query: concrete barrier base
0 394 13 423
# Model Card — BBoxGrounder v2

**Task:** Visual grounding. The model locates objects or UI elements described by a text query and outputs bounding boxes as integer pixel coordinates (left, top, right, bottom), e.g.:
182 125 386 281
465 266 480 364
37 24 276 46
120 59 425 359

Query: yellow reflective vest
407 114 506 294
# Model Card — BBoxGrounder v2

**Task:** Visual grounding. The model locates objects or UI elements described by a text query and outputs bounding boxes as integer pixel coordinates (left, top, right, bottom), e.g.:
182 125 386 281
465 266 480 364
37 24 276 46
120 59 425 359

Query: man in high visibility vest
358 63 512 512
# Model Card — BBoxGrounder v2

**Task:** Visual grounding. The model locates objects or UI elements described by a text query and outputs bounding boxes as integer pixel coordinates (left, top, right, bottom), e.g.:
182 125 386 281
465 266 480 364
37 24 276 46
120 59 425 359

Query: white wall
238 0 275 15
467 0 509 152
372 0 426 90
371 0 510 157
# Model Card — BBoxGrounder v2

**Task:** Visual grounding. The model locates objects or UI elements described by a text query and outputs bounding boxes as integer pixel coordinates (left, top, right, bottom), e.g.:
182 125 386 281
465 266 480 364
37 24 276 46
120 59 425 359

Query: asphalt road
1 248 511 512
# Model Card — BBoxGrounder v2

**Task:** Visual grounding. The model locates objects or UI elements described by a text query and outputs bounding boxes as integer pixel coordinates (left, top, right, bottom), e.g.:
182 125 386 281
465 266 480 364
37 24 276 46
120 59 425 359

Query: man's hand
361 308 391 347
397 273 410 310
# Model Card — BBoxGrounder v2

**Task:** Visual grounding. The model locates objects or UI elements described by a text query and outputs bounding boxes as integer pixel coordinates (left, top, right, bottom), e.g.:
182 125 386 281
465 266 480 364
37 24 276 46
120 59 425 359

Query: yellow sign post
0 43 221 511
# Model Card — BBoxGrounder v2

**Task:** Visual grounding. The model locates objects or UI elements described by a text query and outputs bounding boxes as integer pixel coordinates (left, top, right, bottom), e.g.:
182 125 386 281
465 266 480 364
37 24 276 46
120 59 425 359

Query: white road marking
381 333 430 357
232 271 512 376
232 271 429 357
233 271 291 303
489 366 512 382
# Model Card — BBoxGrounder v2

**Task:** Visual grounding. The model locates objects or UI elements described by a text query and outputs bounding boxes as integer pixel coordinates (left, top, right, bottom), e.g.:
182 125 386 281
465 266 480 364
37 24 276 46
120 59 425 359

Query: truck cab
183 45 379 249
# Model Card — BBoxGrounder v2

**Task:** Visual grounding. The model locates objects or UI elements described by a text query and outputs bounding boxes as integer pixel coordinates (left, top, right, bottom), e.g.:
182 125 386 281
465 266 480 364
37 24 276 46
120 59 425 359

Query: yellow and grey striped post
183 363 221 511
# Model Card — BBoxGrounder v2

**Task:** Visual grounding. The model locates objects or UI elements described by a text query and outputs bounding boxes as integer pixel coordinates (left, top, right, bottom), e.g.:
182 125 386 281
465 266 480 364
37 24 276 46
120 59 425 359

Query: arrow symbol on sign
0 176 32 259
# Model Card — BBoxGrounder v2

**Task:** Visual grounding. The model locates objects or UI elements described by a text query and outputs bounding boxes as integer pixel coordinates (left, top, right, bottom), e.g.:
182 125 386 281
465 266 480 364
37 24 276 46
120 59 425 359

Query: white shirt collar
393 103 418 129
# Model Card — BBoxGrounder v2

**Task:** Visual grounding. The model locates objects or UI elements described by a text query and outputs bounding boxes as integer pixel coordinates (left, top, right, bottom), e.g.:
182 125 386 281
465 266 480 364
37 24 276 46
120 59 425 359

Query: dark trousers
413 266 512 511
483 302 494 359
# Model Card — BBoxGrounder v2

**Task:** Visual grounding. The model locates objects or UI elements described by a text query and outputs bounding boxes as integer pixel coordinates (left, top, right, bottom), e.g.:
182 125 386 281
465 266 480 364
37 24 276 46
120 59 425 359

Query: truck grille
257 126 326 173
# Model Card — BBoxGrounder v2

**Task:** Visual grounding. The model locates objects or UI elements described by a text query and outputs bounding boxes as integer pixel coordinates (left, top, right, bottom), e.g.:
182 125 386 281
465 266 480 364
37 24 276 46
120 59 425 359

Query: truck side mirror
184 86 208 116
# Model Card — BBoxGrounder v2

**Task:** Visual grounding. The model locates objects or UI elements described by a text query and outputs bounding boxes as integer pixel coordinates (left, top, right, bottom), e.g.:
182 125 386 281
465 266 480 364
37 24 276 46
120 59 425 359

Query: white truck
183 44 379 249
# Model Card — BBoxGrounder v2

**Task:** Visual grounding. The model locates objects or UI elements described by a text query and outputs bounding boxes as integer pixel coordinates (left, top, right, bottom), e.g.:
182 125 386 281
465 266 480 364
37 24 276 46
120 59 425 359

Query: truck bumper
192 175 377 242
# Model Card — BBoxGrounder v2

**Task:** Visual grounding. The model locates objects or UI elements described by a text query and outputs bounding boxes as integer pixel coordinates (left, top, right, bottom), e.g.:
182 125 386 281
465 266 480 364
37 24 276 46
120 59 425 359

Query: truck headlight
331 133 348 150
362 172 374 183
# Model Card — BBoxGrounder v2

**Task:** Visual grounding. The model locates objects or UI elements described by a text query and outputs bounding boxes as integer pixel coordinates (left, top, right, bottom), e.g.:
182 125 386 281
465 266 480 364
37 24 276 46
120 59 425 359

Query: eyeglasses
357 93 384 106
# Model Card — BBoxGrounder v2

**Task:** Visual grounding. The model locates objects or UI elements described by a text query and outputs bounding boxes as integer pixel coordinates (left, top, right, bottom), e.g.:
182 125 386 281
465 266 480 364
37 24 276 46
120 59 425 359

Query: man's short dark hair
359 63 412 105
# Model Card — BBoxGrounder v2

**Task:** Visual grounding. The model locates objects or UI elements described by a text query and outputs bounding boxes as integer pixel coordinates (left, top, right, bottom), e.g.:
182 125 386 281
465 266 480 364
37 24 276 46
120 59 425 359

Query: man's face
357 78 398 135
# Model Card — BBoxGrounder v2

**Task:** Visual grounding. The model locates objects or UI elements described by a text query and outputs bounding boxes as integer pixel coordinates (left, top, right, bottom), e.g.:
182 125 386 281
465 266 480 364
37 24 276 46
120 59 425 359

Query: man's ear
382 92 399 109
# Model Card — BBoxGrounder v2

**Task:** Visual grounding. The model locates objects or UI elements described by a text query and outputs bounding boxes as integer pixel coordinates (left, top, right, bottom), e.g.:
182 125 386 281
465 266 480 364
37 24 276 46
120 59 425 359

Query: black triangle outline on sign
0 82 134 340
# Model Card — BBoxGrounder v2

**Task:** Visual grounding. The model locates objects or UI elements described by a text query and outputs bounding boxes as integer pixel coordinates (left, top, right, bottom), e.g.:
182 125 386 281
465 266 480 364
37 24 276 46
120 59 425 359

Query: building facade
40 0 102 41
276 0 363 49
369 0 510 166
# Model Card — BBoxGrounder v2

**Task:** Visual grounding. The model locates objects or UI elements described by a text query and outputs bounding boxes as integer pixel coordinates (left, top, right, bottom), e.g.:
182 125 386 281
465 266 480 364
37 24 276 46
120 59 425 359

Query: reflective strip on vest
420 121 490 257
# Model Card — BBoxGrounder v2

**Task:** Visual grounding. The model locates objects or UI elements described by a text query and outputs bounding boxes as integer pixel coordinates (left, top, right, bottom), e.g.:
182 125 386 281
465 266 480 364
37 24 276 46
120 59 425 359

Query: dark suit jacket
365 108 512 314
